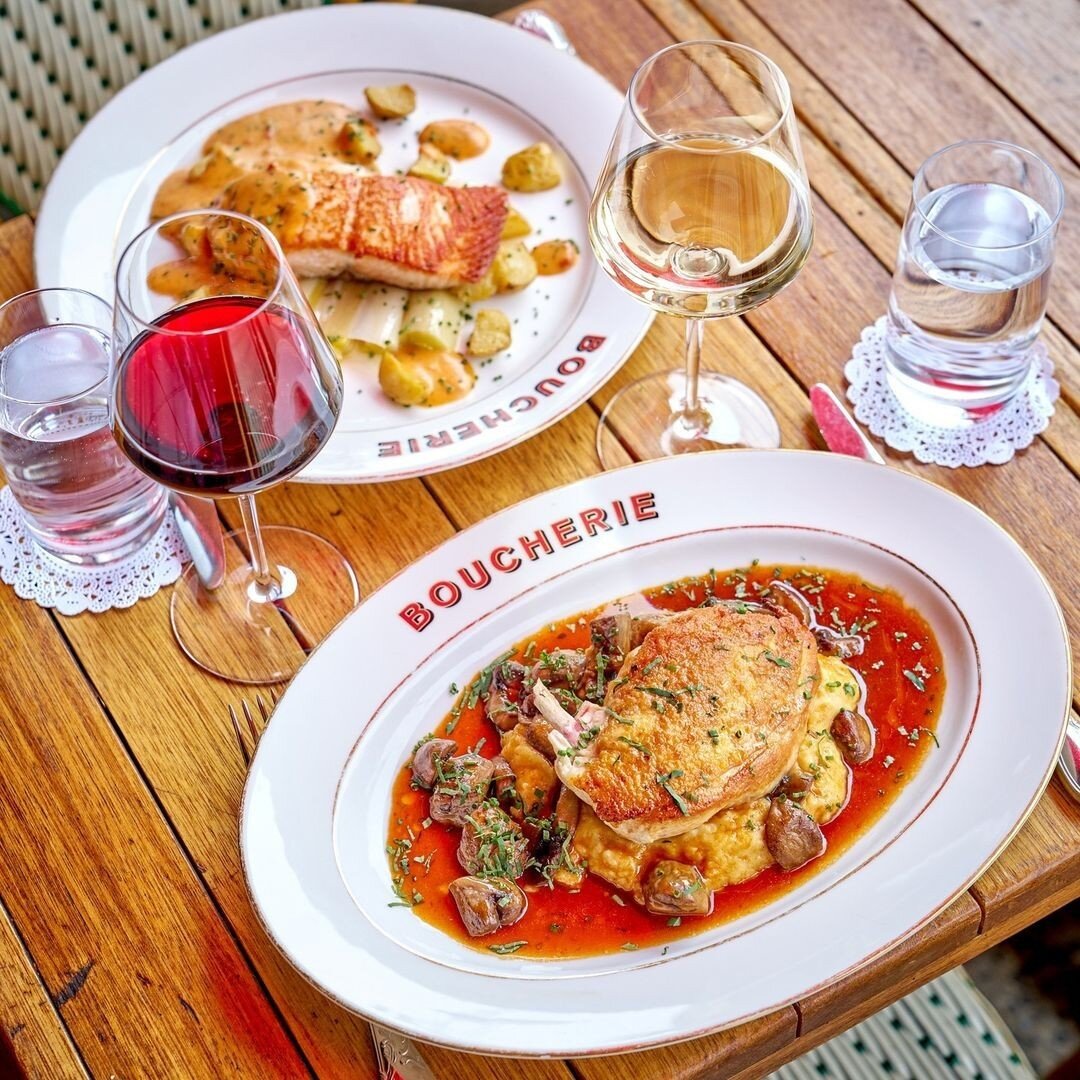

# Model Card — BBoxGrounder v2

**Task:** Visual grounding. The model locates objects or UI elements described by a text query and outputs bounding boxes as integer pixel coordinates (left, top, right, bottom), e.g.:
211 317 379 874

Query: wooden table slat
0 0 1078 1075
742 0 1080 347
645 0 1080 432
910 0 1080 165
0 898 87 1080
0 586 308 1076
797 893 982 1035
573 1009 799 1080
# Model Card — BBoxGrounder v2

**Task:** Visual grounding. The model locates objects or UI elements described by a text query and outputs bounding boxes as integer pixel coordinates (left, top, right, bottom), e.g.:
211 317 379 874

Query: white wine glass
588 40 813 465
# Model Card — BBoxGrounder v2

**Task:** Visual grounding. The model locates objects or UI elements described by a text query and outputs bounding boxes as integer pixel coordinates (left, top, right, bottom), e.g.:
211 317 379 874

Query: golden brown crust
565 606 818 839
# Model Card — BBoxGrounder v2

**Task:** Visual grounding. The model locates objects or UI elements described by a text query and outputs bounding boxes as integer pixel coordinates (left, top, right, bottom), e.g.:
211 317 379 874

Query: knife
169 493 226 590
809 383 885 465
810 382 1080 804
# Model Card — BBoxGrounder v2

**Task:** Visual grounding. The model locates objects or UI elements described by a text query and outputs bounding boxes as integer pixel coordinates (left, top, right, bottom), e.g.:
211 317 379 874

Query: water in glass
0 322 166 563
884 142 1062 423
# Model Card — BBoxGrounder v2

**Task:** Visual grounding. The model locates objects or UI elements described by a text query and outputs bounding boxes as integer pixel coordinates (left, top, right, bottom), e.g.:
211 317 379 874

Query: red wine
114 296 341 496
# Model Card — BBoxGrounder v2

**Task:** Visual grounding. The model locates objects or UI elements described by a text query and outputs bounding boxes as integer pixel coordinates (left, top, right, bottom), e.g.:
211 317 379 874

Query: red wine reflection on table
114 296 341 496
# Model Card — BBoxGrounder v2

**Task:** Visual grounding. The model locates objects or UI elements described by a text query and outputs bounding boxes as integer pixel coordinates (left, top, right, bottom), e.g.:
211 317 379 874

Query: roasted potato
466 309 512 358
532 239 580 275
454 269 497 304
364 83 417 120
337 117 381 164
502 141 561 192
378 348 476 407
492 240 538 292
407 143 451 185
419 119 491 160
500 205 532 239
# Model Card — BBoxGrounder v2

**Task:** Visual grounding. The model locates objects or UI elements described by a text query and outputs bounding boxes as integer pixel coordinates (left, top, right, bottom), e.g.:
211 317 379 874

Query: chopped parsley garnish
667 917 681 927
903 669 926 691
466 650 515 708
641 656 664 676
656 769 689 815
641 686 682 710
617 735 651 757
761 650 792 668
488 941 527 954
620 942 639 951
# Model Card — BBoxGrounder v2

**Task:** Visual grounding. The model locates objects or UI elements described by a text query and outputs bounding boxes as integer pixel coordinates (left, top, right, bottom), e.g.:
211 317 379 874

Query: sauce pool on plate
386 563 944 958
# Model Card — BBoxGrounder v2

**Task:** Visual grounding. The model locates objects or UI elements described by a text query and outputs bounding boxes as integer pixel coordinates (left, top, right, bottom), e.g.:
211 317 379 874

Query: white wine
589 136 813 317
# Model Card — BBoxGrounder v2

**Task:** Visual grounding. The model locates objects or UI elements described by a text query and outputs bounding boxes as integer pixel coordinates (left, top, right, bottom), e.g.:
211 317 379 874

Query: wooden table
1 0 1077 1077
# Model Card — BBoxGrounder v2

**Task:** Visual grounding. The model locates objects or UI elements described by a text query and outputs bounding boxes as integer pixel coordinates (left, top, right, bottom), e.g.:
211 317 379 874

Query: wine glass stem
237 493 279 603
683 317 704 416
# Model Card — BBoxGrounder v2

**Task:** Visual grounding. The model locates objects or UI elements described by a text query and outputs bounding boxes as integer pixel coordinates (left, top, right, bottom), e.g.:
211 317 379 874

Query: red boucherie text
399 492 659 631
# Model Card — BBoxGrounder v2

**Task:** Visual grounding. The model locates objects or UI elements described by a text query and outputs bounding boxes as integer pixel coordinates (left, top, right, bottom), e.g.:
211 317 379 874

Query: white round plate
34 4 651 483
241 451 1070 1057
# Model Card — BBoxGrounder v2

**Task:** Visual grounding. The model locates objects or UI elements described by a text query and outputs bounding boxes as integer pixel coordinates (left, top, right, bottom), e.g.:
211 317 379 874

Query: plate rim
239 449 1072 1056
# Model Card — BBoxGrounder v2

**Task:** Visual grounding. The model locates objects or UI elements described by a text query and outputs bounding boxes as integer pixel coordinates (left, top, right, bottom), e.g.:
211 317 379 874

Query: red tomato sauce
386 564 944 959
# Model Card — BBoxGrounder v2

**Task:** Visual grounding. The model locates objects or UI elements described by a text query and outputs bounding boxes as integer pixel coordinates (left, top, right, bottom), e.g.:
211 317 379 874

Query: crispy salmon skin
218 170 509 288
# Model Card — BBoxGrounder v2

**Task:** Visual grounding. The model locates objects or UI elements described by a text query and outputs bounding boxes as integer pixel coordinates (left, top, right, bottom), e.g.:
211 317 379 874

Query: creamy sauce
151 100 372 221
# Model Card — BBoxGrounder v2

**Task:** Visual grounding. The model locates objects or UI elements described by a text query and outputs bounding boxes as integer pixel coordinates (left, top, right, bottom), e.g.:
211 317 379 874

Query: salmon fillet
543 605 819 843
218 169 509 288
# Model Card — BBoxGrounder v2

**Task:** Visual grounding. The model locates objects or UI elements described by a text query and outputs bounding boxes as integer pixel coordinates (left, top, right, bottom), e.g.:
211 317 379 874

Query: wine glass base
170 525 360 685
596 369 781 469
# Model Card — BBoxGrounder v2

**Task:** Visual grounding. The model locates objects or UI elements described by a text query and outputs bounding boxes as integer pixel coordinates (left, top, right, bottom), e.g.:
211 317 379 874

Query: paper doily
0 486 187 615
845 317 1058 468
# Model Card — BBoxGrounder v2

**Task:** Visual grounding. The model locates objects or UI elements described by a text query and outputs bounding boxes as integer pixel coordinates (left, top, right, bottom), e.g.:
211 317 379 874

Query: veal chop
388 563 945 957
535 604 819 842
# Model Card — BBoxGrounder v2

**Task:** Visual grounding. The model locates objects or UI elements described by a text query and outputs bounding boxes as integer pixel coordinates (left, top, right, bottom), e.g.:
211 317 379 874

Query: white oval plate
241 451 1070 1057
34 4 650 483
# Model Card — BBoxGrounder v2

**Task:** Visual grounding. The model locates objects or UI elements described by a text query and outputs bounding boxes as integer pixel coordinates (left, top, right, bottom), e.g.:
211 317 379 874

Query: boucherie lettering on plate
400 491 659 631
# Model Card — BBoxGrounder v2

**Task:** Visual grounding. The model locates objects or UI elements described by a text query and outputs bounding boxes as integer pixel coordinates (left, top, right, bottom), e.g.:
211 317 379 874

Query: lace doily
845 317 1058 468
0 486 187 615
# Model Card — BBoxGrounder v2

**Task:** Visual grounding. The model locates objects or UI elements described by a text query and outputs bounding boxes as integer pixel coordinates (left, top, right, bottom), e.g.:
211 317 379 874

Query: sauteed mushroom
429 754 494 826
765 797 826 871
831 709 875 765
448 876 527 937
485 661 528 732
410 738 456 789
643 860 712 916
458 803 529 879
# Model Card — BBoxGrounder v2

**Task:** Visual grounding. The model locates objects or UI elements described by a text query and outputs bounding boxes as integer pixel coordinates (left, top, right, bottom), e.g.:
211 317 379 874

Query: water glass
884 140 1064 426
0 288 166 564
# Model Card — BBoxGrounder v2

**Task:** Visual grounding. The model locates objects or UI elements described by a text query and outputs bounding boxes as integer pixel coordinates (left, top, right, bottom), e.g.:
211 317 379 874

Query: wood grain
1 0 1078 1074
646 0 1080 441
725 872 1080 1080
969 773 1080 934
911 0 1080 165
0 900 87 1079
0 580 309 1076
744 0 1080 345
574 1010 798 1080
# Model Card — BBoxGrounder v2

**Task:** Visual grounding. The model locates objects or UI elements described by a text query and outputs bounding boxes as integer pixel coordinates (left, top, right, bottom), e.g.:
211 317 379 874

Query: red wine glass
111 210 359 684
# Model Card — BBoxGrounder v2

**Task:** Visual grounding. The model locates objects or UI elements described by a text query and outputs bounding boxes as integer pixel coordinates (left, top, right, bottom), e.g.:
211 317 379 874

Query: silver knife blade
169 493 226 590
809 383 885 465
370 1024 436 1080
